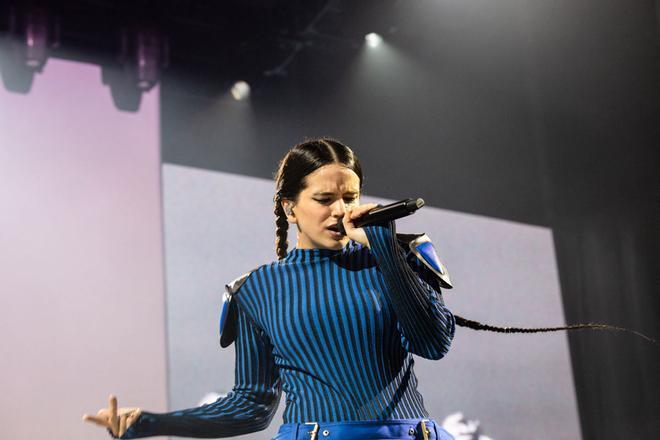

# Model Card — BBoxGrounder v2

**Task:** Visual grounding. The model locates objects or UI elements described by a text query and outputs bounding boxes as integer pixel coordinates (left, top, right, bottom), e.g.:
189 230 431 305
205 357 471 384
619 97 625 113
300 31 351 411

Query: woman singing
83 138 456 440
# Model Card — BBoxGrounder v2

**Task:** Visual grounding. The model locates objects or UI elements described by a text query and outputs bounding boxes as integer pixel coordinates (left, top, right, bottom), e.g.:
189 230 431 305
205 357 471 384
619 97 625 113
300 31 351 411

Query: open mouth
327 224 342 235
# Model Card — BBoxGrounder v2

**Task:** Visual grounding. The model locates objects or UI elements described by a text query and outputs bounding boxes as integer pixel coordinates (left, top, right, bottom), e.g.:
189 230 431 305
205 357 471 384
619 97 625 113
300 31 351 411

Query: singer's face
287 163 361 250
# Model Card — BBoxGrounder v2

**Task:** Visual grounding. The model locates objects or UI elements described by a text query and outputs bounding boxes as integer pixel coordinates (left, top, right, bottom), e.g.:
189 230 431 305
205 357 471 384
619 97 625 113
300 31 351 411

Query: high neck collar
284 240 358 262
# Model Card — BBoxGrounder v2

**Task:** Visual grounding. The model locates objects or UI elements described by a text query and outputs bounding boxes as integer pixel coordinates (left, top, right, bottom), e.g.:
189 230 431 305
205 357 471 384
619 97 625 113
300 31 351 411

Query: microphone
337 198 425 235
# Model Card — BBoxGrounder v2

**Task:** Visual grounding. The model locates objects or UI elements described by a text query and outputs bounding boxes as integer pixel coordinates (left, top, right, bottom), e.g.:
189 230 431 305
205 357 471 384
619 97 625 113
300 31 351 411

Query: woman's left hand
83 395 141 438
342 203 379 248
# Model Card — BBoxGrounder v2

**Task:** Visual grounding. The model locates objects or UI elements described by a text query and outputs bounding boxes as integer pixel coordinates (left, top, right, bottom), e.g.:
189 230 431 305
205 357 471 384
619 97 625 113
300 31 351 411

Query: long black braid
454 314 658 345
273 192 289 260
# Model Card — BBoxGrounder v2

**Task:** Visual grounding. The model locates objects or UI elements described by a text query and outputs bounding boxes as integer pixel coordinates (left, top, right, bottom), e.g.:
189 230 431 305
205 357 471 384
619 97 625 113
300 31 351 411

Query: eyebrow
312 191 358 196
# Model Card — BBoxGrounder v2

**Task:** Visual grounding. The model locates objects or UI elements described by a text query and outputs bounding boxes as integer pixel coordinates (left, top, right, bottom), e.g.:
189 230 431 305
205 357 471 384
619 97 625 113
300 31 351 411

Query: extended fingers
83 398 136 437
109 395 119 435
82 413 110 428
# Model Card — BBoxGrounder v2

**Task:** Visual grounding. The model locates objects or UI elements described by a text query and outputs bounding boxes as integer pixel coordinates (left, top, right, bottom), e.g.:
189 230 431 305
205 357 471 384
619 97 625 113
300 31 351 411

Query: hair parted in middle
272 137 363 260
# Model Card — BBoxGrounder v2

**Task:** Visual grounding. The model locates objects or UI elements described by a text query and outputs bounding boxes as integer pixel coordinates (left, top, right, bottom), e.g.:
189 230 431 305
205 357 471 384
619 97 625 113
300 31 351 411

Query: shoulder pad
219 269 256 348
396 232 453 289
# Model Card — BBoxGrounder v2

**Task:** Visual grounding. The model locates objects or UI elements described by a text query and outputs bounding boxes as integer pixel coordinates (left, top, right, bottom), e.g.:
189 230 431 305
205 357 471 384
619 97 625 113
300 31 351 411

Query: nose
330 199 347 218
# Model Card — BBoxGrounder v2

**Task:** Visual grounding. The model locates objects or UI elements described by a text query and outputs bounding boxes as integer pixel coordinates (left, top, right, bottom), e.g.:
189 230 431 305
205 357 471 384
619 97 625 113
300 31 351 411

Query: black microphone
336 198 425 235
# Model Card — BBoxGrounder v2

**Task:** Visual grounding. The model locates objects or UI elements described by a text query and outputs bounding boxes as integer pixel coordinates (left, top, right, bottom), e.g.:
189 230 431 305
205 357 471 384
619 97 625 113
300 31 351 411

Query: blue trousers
271 419 454 440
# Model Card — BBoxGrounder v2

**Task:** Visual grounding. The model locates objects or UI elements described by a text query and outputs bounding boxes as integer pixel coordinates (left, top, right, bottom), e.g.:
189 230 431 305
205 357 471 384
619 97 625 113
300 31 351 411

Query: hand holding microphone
338 198 425 235
339 198 425 247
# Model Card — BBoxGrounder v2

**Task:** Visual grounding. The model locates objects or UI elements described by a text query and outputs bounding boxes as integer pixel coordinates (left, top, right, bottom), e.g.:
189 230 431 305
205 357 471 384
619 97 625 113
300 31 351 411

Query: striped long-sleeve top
119 220 455 439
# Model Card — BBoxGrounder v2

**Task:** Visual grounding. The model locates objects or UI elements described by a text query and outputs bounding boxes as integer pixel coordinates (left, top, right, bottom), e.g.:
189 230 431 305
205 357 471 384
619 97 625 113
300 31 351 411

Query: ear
281 200 296 224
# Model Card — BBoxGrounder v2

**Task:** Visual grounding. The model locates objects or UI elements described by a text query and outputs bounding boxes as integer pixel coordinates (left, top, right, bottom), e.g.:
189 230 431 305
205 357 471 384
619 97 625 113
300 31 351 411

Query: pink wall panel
0 58 168 440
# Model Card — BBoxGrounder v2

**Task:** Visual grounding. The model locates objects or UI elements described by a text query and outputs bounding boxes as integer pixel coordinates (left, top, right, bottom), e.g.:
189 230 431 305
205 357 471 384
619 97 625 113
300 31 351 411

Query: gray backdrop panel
162 163 580 439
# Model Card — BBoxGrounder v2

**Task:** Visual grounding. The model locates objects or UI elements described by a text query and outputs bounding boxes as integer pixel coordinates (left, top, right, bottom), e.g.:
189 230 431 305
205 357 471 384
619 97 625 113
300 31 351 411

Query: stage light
231 81 250 101
23 8 49 71
133 28 166 91
365 33 383 48
116 27 166 92
101 26 168 111
0 5 59 93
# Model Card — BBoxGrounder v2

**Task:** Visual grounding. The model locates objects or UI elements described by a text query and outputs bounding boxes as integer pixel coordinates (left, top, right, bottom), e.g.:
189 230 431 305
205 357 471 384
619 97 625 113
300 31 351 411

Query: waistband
273 418 454 440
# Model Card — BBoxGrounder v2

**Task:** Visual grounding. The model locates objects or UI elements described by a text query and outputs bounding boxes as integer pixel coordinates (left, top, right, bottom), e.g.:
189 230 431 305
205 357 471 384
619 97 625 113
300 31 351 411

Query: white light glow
230 81 250 101
365 33 383 48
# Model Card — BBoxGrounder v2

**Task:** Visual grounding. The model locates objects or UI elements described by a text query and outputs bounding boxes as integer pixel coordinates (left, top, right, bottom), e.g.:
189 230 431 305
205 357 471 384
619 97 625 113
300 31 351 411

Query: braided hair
454 315 656 343
273 137 363 260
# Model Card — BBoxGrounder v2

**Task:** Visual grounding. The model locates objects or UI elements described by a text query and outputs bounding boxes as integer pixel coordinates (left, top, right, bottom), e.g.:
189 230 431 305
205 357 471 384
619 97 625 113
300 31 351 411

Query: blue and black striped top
120 221 455 438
